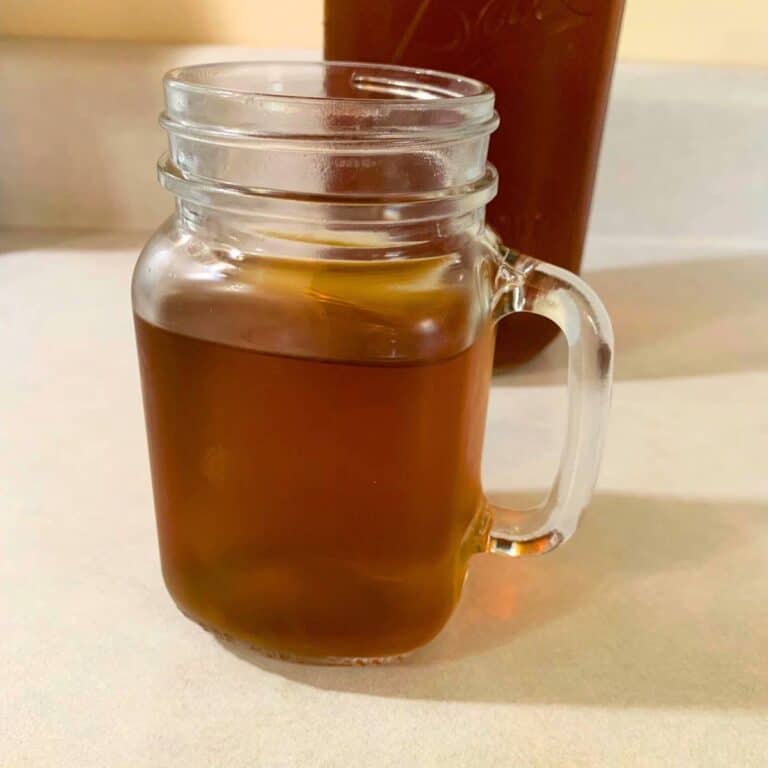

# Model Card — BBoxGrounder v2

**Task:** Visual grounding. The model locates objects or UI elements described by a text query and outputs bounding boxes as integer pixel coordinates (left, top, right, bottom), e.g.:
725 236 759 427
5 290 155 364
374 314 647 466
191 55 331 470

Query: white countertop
2 228 767 766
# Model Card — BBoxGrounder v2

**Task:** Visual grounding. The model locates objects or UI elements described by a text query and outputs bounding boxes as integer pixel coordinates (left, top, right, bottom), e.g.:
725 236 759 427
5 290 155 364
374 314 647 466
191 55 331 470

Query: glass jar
132 62 613 663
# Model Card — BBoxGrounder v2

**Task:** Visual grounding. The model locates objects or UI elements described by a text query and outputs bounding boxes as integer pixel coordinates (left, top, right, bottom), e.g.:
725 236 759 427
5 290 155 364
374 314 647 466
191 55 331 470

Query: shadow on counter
219 491 768 710
494 255 768 385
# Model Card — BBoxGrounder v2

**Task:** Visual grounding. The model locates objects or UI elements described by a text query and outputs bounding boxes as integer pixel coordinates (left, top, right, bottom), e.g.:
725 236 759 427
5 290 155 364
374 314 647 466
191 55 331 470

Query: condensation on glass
132 62 614 663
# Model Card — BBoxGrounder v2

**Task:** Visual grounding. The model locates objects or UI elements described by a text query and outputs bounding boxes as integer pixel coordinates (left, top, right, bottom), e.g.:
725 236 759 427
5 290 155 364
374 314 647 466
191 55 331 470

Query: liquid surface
325 0 625 364
136 316 494 659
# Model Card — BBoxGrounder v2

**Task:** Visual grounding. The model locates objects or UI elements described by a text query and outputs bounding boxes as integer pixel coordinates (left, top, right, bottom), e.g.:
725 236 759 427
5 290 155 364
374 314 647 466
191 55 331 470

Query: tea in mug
135 255 495 660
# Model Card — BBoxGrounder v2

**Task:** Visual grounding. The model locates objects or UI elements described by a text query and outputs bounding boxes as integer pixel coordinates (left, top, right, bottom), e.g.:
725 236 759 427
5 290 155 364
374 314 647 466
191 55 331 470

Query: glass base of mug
181 607 411 666
165 508 490 666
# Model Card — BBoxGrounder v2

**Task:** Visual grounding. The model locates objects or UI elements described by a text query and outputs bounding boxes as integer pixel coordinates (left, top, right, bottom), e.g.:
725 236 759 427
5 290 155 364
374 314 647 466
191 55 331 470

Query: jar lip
162 60 497 140
165 60 494 105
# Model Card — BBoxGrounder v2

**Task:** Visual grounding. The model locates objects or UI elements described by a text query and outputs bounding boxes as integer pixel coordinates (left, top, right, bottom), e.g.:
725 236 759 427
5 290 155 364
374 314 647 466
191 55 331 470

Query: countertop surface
2 228 767 766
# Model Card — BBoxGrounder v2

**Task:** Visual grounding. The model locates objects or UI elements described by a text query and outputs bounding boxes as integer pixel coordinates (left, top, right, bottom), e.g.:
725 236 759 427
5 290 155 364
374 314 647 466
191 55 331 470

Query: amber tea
136 316 494 659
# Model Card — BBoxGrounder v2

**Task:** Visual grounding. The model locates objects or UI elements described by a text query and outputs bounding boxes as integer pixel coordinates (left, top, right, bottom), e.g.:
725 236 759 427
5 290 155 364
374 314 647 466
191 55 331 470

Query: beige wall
0 0 321 48
2 0 766 65
619 0 768 65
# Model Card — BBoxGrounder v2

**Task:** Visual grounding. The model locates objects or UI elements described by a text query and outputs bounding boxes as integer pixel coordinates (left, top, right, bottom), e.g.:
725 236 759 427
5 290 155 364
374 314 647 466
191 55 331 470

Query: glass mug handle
486 247 614 556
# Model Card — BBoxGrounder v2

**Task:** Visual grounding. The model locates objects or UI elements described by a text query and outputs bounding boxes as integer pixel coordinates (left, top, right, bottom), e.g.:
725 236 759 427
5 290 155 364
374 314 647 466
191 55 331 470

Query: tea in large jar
325 0 625 365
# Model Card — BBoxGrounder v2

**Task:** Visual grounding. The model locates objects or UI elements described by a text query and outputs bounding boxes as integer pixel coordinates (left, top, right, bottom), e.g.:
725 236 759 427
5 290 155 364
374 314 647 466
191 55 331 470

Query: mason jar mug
132 62 613 663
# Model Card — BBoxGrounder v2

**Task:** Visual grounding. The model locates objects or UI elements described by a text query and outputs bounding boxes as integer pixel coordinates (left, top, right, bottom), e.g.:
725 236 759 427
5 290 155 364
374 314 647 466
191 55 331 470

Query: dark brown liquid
325 0 625 365
136 316 493 659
